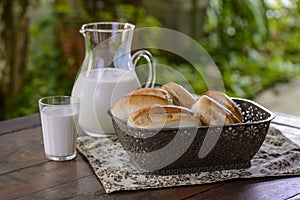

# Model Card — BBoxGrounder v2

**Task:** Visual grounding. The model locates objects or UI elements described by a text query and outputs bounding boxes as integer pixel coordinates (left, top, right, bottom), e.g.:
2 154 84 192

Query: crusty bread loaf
128 105 200 129
162 82 196 109
204 91 243 122
191 94 243 126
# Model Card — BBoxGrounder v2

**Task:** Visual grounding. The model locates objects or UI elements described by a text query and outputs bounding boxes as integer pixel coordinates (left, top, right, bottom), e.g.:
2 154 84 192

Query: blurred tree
0 0 32 119
1 0 161 120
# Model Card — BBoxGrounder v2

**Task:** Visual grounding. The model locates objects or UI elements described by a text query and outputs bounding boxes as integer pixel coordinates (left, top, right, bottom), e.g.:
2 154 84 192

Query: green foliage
199 0 300 98
5 0 300 119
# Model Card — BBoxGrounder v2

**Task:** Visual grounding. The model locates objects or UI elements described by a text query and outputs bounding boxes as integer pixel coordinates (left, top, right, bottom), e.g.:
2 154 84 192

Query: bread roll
162 82 196 109
191 95 242 126
111 94 169 122
129 88 173 104
204 91 243 122
111 88 172 121
128 105 200 129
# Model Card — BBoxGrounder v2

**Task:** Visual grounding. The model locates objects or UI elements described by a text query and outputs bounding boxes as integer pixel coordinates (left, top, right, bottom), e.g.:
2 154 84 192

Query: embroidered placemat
77 126 300 193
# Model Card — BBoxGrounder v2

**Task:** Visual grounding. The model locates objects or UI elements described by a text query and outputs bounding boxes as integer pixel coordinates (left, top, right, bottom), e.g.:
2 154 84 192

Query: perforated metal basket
109 98 275 175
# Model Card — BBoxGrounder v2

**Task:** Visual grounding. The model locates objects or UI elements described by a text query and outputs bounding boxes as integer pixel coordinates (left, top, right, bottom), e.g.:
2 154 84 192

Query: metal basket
109 98 275 175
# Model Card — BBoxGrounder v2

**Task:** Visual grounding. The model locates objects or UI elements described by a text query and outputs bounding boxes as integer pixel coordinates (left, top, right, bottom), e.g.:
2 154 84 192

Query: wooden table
1 113 300 200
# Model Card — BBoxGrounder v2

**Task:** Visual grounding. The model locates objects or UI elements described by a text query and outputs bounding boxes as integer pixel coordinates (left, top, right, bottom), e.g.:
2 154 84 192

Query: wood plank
0 155 96 199
13 175 105 200
0 127 46 174
1 112 300 199
15 175 222 200
109 184 223 200
0 113 40 135
185 177 300 200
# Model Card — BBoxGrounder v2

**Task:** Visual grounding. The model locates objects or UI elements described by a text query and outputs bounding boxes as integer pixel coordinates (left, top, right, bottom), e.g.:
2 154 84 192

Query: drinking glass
39 96 80 161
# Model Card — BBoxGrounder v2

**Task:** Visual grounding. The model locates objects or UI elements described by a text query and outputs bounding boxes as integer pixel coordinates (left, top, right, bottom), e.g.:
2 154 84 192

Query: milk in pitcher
72 68 140 136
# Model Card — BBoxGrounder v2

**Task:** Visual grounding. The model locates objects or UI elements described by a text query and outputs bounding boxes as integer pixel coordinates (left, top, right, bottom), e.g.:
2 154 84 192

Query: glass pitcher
71 22 155 137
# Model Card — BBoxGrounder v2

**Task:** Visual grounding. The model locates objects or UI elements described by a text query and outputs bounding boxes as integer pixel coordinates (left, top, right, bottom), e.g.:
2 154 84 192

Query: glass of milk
39 96 80 161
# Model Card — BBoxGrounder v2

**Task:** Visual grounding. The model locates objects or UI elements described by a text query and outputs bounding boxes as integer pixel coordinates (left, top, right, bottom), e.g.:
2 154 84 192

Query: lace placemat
77 126 300 193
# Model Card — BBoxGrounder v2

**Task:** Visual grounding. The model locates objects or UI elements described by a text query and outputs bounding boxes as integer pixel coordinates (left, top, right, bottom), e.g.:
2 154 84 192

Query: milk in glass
40 106 78 160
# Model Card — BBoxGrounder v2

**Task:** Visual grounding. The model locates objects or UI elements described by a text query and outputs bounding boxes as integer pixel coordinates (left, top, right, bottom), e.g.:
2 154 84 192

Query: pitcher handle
132 50 155 88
